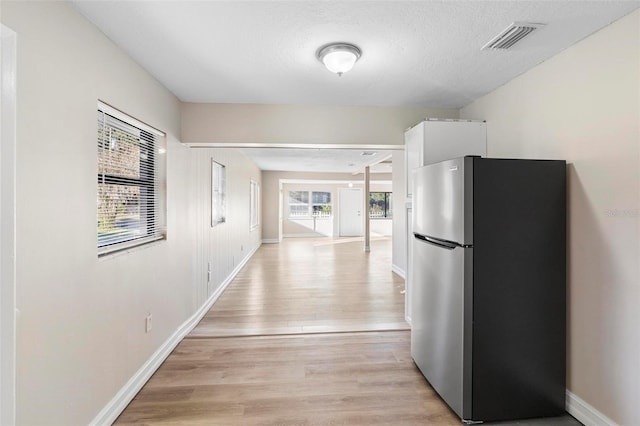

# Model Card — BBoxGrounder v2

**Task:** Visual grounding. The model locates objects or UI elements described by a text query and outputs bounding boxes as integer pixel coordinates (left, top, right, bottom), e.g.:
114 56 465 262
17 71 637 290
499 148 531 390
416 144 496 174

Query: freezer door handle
413 233 458 250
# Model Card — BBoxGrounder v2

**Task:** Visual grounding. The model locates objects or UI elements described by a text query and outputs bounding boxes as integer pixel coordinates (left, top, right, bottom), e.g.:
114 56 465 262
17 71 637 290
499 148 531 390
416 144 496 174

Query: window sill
98 235 165 259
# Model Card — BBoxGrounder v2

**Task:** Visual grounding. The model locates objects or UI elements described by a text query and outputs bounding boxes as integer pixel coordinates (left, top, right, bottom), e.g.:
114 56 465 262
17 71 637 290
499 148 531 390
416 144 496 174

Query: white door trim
0 23 17 426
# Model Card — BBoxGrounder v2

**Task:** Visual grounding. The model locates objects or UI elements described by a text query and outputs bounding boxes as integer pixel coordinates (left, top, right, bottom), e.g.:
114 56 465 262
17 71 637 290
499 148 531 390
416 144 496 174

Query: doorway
338 187 363 237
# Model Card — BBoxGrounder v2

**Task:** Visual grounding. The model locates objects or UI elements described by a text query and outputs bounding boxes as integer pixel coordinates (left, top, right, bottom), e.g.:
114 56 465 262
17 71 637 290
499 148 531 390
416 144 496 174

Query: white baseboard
282 233 326 238
566 390 618 426
90 243 261 426
391 264 406 279
262 238 280 244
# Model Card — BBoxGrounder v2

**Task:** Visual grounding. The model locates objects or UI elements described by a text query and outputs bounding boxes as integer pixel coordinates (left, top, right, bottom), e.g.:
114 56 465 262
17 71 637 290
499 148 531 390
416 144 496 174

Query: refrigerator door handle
414 233 458 250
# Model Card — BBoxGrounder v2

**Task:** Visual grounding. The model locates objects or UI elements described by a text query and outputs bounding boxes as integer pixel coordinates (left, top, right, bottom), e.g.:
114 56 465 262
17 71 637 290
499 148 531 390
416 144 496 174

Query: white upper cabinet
405 120 486 198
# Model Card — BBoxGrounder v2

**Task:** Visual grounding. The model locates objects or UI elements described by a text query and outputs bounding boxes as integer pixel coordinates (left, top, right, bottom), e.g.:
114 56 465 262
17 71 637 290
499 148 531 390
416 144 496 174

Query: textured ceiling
73 1 639 109
73 1 638 173
239 148 395 173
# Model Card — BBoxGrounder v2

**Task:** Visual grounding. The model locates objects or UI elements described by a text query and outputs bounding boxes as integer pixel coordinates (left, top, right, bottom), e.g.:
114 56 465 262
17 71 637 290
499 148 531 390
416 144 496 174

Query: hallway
190 237 408 337
114 238 459 425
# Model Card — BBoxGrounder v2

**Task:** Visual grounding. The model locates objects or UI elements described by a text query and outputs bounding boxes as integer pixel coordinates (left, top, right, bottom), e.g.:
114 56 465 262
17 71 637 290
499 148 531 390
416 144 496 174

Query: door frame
278 182 283 242
0 23 17 426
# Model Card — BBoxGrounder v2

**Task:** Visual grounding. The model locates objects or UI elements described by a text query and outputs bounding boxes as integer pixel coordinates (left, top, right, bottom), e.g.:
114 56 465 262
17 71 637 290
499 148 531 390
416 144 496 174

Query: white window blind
97 102 165 255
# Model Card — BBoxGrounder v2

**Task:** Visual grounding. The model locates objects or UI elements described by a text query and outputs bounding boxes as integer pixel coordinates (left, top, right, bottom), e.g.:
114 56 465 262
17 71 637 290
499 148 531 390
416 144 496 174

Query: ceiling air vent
481 22 545 50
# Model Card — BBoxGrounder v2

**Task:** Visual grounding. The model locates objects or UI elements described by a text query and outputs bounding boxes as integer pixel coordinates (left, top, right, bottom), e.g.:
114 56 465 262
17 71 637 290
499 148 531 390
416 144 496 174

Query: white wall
261 171 392 241
0 22 17 426
190 149 262 303
369 219 392 237
461 10 639 425
262 171 364 241
182 102 458 147
281 181 392 238
282 183 337 238
1 2 262 425
10 1 637 425
2 3 186 424
391 150 407 276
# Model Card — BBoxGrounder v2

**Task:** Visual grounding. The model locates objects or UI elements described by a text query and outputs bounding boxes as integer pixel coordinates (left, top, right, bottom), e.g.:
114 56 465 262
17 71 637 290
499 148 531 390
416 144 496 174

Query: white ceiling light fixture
317 42 362 76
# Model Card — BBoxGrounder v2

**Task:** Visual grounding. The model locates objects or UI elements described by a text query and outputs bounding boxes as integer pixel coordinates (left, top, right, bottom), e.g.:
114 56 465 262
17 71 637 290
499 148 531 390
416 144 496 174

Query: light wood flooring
189 237 408 337
114 331 459 425
115 237 460 425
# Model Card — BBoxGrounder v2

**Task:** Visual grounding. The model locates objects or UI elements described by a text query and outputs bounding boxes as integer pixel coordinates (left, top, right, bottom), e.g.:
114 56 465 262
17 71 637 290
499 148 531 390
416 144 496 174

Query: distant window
250 179 259 230
288 191 332 218
369 192 392 218
212 160 226 226
311 191 332 217
97 102 165 255
288 191 309 218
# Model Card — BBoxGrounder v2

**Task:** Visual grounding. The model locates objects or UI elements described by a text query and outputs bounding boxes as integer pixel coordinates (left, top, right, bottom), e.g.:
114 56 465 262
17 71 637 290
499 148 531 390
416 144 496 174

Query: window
288 191 332 218
97 102 165 255
250 179 259 230
369 192 392 218
311 191 332 217
212 160 226 226
288 191 309 218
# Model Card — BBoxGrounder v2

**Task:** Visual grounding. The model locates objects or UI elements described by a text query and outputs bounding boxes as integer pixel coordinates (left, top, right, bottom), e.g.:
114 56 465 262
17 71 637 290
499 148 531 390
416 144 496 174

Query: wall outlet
145 314 152 333
241 244 243 251
207 262 212 283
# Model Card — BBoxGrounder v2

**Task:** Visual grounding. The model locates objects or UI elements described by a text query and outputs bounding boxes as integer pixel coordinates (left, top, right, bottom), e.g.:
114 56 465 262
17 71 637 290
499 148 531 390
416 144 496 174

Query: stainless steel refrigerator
411 156 566 423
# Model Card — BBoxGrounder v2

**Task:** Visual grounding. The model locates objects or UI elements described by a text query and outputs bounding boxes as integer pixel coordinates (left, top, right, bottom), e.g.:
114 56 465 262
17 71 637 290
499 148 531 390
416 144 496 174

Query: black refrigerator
411 156 566 423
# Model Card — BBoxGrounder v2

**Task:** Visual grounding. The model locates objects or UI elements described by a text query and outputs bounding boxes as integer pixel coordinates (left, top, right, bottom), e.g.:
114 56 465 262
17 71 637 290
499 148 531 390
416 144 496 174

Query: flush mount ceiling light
317 42 362 76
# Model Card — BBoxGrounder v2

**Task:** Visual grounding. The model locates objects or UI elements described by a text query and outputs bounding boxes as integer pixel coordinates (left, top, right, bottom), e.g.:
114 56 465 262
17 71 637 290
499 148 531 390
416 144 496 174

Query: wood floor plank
115 238 460 425
115 331 459 425
189 237 408 337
